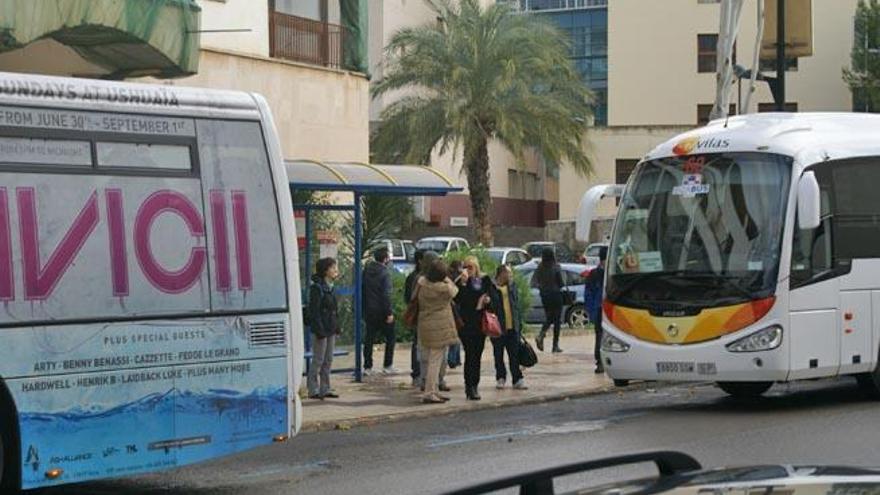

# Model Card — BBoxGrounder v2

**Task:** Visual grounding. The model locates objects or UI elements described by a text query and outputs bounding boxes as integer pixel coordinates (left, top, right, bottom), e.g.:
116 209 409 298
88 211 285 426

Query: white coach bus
579 113 880 398
0 72 302 491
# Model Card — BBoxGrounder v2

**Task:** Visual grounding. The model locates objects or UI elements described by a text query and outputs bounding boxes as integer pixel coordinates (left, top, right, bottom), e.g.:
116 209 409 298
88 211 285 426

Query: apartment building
0 0 372 163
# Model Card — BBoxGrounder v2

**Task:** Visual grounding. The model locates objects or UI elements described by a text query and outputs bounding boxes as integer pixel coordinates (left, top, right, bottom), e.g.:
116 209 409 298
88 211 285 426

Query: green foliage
344 195 415 258
845 0 880 111
371 0 594 244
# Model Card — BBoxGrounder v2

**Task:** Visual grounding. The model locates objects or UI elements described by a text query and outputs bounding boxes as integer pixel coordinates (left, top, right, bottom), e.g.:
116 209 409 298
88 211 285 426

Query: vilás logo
672 136 730 156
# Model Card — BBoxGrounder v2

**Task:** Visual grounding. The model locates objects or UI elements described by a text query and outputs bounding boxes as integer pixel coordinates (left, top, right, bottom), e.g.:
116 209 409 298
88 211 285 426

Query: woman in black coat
455 255 492 400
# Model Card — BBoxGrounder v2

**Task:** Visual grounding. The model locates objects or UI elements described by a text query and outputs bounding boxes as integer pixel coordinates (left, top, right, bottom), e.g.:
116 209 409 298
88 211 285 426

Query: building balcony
269 11 347 69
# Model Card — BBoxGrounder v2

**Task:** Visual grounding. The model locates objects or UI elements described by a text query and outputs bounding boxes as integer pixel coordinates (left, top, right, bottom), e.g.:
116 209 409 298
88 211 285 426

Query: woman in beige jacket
416 259 460 403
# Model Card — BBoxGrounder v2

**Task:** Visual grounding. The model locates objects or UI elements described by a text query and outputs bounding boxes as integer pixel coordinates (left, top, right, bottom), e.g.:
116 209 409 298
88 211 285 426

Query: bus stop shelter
287 160 462 382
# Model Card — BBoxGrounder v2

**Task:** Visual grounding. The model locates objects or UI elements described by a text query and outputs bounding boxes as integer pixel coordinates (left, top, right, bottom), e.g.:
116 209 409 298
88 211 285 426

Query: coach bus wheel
717 381 772 399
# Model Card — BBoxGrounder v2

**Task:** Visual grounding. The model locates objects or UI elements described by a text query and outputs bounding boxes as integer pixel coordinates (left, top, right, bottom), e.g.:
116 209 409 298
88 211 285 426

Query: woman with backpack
307 257 341 399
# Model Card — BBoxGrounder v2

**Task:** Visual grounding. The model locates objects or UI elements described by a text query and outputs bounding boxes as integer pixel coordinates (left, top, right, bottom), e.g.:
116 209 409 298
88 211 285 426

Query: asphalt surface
35 377 880 495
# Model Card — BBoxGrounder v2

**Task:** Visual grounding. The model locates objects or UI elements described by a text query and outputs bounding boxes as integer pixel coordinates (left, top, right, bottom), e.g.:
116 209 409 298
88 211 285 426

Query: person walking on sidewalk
446 260 464 369
363 247 397 375
488 265 527 390
532 248 565 353
307 257 341 399
455 256 492 400
416 259 460 404
585 246 608 374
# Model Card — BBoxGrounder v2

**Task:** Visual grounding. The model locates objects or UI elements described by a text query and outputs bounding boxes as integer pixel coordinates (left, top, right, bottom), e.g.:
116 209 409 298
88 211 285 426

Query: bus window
97 142 192 170
0 137 92 167
197 119 287 312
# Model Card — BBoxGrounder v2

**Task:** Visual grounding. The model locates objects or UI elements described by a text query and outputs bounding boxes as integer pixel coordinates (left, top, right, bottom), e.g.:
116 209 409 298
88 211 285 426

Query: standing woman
307 257 341 399
532 248 565 353
416 259 460 403
455 256 492 400
488 265 527 390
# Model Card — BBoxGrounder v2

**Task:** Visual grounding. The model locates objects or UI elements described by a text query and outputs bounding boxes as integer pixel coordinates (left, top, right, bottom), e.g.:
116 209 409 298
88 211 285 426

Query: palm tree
371 0 594 245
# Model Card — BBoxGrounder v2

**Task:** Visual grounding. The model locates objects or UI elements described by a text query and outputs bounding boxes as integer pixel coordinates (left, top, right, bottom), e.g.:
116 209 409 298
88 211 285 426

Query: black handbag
561 289 576 306
518 334 538 368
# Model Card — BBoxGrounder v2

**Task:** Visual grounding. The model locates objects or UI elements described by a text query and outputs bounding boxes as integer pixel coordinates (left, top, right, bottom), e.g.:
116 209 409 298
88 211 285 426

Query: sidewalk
300 332 614 432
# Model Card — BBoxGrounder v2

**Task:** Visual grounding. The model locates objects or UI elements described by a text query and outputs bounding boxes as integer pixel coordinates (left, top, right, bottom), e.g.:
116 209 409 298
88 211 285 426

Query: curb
299 381 653 433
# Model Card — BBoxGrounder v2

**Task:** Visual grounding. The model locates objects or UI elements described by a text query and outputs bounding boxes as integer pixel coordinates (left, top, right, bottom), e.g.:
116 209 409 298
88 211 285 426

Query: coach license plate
656 361 694 373
656 361 717 375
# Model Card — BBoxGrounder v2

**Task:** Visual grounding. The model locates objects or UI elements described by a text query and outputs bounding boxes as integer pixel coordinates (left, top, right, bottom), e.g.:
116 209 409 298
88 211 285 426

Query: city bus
577 112 880 398
0 72 302 491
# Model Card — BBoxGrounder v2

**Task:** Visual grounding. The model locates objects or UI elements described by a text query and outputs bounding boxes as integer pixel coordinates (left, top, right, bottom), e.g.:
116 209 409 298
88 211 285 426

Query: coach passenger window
790 179 834 288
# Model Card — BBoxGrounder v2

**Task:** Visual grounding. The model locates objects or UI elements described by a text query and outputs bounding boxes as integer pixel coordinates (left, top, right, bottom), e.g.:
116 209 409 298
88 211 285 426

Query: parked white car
415 236 470 255
485 247 531 267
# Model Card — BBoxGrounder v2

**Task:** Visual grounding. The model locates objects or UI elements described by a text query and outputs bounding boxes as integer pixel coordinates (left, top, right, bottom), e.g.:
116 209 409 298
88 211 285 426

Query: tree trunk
464 136 493 246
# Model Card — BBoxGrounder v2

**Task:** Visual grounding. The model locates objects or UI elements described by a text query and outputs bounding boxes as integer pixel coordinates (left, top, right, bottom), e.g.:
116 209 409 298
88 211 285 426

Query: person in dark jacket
363 247 396 375
455 256 492 400
531 248 565 353
585 247 608 373
488 264 527 390
307 257 340 399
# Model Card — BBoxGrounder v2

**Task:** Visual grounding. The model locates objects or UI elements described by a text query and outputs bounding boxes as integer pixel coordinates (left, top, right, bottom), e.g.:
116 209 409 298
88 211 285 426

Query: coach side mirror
797 171 821 230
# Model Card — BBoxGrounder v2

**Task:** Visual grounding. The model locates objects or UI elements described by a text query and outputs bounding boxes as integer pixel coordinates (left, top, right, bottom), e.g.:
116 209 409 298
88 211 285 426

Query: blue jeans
447 343 461 367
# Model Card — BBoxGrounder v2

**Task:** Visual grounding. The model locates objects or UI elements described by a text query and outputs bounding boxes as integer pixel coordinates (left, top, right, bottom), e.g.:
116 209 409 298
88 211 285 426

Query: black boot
536 330 545 352
466 386 481 400
552 330 562 353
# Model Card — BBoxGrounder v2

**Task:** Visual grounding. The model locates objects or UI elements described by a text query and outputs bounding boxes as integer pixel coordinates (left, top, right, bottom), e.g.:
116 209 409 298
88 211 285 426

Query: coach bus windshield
606 152 793 310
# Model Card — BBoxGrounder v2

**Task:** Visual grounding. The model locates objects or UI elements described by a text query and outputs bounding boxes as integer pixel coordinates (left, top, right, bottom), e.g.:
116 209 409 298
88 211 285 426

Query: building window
697 34 735 73
759 57 799 72
269 0 347 69
538 7 608 125
697 103 737 125
508 169 540 200
758 102 798 112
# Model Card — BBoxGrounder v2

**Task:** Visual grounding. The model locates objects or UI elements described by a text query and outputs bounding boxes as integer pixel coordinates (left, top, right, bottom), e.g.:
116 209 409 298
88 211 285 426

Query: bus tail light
726 325 783 352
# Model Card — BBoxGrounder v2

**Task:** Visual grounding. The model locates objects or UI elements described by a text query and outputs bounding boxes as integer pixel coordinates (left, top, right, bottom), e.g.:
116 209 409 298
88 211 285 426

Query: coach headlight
601 332 630 353
726 325 783 353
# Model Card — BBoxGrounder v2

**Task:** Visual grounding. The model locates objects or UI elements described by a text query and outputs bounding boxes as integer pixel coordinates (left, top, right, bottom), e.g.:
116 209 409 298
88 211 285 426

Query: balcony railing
269 11 346 69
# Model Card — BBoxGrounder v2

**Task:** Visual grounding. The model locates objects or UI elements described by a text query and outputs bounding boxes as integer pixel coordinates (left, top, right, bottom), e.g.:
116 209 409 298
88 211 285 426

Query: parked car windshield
416 240 450 252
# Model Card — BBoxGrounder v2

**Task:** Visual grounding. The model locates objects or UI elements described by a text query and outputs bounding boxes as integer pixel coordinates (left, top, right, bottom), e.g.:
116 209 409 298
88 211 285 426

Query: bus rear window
96 142 192 170
0 136 91 167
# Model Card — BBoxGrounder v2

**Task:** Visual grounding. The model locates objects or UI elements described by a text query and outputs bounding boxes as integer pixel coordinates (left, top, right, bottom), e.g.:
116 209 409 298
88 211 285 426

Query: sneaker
496 378 506 389
513 379 528 390
308 393 323 400
382 366 400 375
363 368 374 377
322 391 340 399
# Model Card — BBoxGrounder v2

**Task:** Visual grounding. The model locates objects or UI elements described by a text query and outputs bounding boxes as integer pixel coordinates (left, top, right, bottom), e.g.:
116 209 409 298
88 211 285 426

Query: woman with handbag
455 256 493 400
415 259 460 404
531 248 566 353
488 265 528 390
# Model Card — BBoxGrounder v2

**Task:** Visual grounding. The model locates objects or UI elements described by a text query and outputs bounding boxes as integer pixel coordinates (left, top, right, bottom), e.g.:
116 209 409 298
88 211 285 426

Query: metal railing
269 11 346 69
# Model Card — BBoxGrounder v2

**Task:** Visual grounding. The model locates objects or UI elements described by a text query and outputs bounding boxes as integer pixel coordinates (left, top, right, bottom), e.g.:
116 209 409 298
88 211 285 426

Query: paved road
36 378 880 495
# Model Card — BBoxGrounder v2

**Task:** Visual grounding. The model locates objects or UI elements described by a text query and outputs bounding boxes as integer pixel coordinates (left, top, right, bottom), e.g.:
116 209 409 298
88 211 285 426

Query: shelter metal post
353 192 364 382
